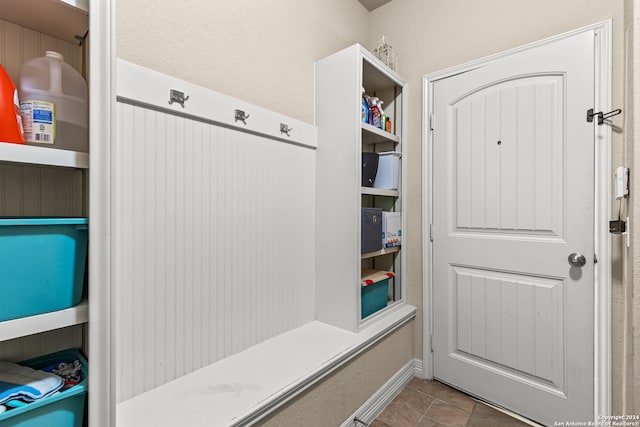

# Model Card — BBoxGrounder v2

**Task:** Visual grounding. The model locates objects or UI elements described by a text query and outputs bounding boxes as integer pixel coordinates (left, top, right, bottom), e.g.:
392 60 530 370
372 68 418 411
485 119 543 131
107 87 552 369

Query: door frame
422 21 612 419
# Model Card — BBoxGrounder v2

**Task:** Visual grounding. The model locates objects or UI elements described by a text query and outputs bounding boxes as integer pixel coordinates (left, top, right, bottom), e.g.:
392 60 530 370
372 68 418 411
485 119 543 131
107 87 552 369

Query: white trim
340 358 419 427
422 20 612 421
88 0 115 426
592 21 613 419
116 60 317 150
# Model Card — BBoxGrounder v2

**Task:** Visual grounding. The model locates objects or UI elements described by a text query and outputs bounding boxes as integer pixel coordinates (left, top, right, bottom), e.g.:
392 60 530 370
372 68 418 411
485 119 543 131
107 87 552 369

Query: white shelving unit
0 1 89 343
315 44 406 332
0 143 89 169
0 300 89 342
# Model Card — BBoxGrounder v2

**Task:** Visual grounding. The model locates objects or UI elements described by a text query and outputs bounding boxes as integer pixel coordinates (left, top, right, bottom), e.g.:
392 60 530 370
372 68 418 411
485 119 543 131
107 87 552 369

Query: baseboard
340 358 421 427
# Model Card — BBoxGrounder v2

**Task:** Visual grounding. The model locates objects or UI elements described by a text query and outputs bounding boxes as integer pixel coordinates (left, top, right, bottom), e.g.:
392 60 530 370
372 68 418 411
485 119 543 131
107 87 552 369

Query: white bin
373 152 401 190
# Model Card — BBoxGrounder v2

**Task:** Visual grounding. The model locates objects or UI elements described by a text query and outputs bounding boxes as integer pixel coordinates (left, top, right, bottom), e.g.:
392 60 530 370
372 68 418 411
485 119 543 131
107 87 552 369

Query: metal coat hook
169 89 189 108
235 109 250 125
587 108 622 125
280 123 293 137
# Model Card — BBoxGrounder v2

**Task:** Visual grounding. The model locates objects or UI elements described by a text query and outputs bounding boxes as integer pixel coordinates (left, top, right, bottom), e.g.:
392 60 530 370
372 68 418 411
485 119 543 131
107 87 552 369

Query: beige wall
369 0 632 415
117 0 370 124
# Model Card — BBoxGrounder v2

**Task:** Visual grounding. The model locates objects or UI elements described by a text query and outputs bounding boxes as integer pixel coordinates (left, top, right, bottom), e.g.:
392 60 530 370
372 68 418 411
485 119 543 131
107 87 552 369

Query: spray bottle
0 65 25 144
371 97 382 129
361 87 368 123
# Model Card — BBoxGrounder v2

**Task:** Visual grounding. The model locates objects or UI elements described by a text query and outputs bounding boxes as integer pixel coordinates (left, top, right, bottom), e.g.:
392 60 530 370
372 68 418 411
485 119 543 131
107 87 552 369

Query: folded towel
0 361 63 404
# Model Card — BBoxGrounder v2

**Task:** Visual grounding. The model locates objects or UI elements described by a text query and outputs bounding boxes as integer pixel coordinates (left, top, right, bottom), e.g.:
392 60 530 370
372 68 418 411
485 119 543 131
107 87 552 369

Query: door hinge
430 334 434 353
429 224 434 242
429 114 434 131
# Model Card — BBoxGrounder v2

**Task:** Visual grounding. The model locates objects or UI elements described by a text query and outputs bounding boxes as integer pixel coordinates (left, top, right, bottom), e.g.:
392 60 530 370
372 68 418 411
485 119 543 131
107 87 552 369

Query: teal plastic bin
0 218 88 322
0 348 87 427
361 269 392 319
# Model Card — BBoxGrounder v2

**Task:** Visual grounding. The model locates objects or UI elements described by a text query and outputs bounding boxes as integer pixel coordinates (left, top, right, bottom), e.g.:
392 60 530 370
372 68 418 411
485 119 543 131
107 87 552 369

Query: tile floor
371 378 533 427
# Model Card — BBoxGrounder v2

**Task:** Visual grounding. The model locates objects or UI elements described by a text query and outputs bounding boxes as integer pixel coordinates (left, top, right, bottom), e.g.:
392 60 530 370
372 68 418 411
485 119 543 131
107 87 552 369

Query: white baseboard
340 358 422 427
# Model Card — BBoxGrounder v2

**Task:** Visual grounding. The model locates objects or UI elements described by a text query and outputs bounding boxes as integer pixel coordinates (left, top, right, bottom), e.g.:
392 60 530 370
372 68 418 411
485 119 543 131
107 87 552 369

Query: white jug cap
45 51 64 61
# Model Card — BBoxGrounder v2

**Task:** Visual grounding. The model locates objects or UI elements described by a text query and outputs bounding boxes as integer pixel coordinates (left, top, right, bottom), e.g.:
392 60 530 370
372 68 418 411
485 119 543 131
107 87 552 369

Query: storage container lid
377 151 401 157
361 269 395 287
0 217 88 226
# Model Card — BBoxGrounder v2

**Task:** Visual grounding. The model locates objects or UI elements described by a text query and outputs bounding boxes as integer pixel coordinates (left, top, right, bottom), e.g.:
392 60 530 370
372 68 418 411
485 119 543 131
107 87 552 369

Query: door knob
568 252 587 267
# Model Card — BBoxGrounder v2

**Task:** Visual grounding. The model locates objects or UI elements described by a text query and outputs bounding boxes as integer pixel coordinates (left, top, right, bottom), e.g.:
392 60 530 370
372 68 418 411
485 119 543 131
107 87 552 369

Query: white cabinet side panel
114 101 316 402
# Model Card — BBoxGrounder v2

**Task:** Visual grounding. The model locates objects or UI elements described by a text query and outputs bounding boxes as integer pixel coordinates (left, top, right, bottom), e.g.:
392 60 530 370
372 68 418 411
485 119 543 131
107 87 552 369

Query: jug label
20 100 55 145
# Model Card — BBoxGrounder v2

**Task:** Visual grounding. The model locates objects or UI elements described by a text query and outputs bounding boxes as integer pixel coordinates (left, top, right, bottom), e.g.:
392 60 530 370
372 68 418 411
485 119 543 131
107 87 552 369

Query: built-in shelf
361 245 400 259
0 143 89 169
0 0 88 43
0 299 88 342
361 122 400 145
361 187 399 197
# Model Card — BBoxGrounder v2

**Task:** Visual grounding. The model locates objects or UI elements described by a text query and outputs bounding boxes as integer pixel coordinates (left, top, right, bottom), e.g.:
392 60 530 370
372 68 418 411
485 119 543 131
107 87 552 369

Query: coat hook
235 109 250 125
587 108 622 125
168 89 189 108
280 123 293 137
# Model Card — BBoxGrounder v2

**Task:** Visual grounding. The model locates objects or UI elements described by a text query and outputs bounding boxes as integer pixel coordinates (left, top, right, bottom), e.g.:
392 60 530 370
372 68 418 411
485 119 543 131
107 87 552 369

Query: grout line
473 400 543 426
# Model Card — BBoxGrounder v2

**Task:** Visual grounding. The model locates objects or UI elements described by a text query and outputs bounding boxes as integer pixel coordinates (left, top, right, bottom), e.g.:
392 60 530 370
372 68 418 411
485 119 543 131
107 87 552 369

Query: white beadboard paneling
114 95 316 402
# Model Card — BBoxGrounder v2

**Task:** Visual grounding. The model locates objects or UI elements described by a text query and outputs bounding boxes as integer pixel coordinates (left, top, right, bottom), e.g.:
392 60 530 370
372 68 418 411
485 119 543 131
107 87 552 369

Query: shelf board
361 122 399 145
361 245 400 259
0 143 89 168
0 0 88 44
361 187 399 197
0 300 88 341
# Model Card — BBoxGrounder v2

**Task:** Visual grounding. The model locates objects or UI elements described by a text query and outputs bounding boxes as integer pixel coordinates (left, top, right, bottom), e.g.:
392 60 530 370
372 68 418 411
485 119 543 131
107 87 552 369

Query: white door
431 29 596 425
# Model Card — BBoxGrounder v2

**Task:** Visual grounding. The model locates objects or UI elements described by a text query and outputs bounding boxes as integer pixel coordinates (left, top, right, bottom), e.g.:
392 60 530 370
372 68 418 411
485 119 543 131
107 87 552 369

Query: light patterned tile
422 399 472 427
377 387 434 427
467 402 531 426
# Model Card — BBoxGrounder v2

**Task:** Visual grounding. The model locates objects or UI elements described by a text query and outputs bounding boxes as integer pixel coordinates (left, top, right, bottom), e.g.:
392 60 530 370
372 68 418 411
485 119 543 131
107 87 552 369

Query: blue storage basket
0 218 88 322
0 348 87 427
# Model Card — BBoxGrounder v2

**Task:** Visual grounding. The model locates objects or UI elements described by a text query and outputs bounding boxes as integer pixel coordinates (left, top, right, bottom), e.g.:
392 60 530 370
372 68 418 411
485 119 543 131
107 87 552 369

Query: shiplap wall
0 17 85 362
114 101 316 402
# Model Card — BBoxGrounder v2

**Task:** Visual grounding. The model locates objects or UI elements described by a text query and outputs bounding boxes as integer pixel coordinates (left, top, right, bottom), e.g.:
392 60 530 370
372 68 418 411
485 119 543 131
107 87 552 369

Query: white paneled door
432 29 596 424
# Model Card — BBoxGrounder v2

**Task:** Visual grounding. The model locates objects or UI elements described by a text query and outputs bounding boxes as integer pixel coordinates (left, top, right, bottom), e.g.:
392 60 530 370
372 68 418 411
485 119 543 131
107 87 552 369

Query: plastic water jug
0 65 25 145
18 51 88 152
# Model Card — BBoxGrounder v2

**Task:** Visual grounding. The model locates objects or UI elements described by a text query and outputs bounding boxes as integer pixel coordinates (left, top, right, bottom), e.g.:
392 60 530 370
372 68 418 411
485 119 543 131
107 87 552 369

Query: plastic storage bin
0 218 88 322
18 51 88 152
361 269 393 318
361 152 379 187
373 151 401 190
0 348 87 427
361 208 382 254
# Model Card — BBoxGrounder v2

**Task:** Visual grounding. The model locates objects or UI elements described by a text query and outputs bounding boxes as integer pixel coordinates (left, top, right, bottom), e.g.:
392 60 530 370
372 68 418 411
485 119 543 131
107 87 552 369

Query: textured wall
116 0 370 124
369 0 627 410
